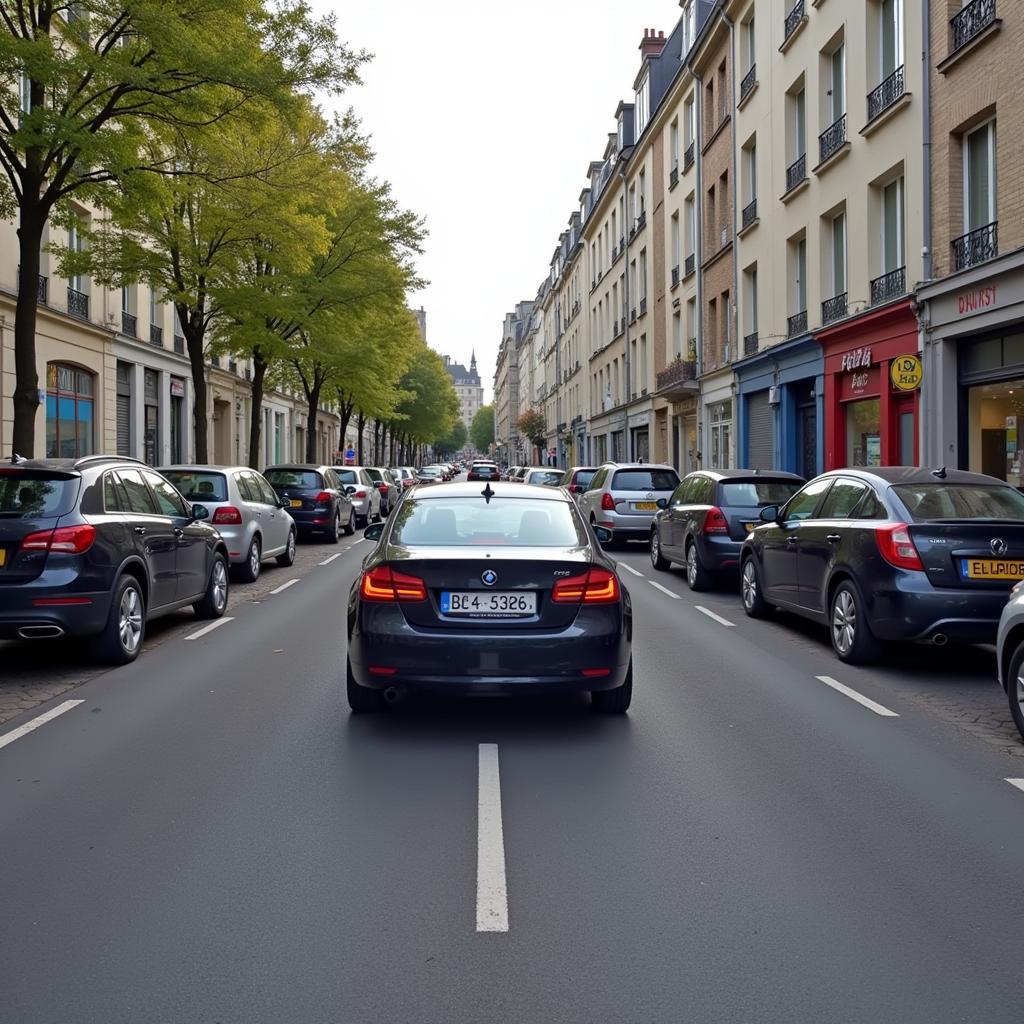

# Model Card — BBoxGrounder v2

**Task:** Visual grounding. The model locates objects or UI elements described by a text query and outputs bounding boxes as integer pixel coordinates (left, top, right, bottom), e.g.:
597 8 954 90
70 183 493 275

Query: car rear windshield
720 480 803 506
527 471 564 487
265 469 322 490
572 470 597 488
893 483 1024 521
365 469 383 482
611 469 679 491
0 471 78 517
472 466 499 478
160 470 228 502
392 497 584 547
335 470 358 484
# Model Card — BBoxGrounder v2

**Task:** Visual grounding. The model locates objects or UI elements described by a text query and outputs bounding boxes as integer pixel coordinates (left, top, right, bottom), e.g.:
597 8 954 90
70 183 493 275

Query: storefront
919 251 1024 479
700 368 734 470
819 299 920 470
734 335 823 477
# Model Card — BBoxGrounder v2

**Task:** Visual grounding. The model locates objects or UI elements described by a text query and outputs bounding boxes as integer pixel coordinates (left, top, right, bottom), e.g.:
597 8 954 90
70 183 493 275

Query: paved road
2 529 1024 1022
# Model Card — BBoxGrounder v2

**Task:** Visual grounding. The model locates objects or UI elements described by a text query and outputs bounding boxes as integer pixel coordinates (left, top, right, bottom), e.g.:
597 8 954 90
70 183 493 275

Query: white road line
269 579 300 595
1005 779 1024 794
648 580 682 600
319 553 342 565
695 605 735 627
184 617 235 641
815 675 899 718
0 699 84 752
617 561 645 578
477 743 509 933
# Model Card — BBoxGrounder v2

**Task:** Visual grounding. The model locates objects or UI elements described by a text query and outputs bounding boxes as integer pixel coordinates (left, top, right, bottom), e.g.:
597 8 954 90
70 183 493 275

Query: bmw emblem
481 569 498 586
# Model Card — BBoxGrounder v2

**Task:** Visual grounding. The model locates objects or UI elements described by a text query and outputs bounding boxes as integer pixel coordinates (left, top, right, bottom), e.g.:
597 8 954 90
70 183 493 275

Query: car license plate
440 591 537 617
961 558 1024 581
634 502 658 511
0 548 5 567
290 499 303 508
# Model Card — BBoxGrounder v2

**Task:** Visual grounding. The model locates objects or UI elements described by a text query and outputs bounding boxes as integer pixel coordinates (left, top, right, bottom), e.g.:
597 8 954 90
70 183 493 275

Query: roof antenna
931 466 947 480
481 482 495 504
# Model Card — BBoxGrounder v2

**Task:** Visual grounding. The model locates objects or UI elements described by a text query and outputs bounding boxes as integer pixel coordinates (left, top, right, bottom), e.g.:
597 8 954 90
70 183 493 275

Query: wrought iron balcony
670 165 679 189
951 0 997 53
818 114 847 164
740 64 757 104
822 292 848 325
785 153 806 194
672 265 680 287
149 323 163 346
656 357 698 396
67 287 89 319
173 334 185 355
685 252 695 277
870 266 906 305
787 310 807 337
121 311 137 337
952 221 998 271
742 198 758 230
783 0 805 44
684 142 694 170
743 332 759 357
867 65 905 122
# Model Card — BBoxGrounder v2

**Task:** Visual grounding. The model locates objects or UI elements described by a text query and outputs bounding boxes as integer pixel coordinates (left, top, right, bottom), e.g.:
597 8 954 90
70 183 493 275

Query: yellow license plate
635 502 657 511
0 549 5 567
963 559 1024 580
290 499 303 508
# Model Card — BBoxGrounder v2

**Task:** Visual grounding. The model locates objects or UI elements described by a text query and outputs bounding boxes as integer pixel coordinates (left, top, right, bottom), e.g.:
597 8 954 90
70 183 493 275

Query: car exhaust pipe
383 686 405 704
932 633 948 647
18 625 65 639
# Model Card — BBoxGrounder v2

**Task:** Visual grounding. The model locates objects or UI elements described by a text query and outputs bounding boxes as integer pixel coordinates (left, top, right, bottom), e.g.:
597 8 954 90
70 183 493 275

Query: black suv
264 465 354 541
0 456 230 663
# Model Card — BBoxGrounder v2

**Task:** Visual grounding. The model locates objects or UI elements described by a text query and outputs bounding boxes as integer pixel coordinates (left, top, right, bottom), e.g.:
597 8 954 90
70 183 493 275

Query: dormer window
617 119 624 151
682 0 696 55
635 73 650 136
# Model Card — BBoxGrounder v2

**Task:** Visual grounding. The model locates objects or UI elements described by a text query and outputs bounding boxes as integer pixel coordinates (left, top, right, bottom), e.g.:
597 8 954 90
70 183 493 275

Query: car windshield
265 469 322 490
893 483 1024 521
720 480 803 506
419 468 441 477
160 470 228 503
0 471 77 517
573 470 597 488
335 470 358 484
611 469 679 491
527 470 564 487
391 496 584 547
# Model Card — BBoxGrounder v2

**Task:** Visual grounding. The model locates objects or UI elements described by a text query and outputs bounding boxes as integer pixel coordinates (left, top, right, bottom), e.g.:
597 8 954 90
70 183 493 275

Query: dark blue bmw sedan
345 481 632 712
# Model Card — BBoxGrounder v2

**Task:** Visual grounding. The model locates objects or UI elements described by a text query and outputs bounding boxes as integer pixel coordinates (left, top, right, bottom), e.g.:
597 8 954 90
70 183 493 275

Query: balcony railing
867 65 905 122
951 0 997 53
785 153 806 194
952 221 998 271
684 142 694 170
743 332 759 357
67 287 89 319
635 210 647 233
173 334 185 355
669 165 679 189
121 311 137 337
787 310 807 337
818 114 847 164
783 0 805 44
742 198 757 230
672 265 680 287
740 64 757 104
870 266 906 306
822 292 848 325
149 323 163 346
685 252 695 277
656 357 697 393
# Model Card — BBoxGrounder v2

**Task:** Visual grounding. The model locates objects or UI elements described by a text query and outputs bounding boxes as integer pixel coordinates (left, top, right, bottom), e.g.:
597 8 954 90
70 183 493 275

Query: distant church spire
470 348 477 371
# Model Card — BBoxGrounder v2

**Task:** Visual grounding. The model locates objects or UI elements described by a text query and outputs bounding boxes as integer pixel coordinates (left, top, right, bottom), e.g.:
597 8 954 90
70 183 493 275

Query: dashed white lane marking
1005 779 1024 794
319 553 342 565
269 579 300 595
695 605 735 627
184 617 235 641
648 580 682 600
815 675 899 718
617 562 645 578
477 743 509 933
0 700 84 752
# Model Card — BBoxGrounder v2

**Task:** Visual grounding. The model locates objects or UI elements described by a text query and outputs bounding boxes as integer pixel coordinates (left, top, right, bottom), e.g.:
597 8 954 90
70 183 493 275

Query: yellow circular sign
891 354 923 392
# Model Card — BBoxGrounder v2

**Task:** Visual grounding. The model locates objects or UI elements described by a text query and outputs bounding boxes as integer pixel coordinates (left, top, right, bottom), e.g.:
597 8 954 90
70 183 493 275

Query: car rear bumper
291 509 334 531
698 536 743 571
0 585 112 639
211 524 251 563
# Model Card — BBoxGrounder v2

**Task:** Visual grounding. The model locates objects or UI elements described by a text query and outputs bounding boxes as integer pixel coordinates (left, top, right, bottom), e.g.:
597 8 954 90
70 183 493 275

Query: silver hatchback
333 466 382 526
577 463 680 546
160 465 297 583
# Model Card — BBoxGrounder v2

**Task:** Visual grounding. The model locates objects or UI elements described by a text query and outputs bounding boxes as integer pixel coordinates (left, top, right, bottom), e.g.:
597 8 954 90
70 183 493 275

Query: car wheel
194 554 229 620
327 508 341 544
685 541 710 592
591 659 632 714
91 575 145 665
1006 642 1024 743
236 536 261 583
343 510 356 536
740 557 771 618
650 528 670 570
347 657 387 713
356 515 367 529
276 528 296 567
829 580 880 664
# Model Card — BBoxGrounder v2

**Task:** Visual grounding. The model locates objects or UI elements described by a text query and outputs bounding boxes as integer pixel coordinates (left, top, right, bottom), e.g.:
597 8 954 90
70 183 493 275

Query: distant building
412 307 427 340
443 352 485 433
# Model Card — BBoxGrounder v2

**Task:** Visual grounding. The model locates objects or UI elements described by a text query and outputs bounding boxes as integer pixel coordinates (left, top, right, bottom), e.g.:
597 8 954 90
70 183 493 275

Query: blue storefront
733 335 824 478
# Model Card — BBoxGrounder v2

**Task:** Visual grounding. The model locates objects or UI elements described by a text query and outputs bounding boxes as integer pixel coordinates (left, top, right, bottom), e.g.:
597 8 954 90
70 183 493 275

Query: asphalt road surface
2 528 1024 1023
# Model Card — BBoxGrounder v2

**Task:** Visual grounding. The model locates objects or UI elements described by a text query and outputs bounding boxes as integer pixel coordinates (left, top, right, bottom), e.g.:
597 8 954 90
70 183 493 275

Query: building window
671 213 681 274
709 400 733 470
682 0 696 53
880 0 903 78
639 249 648 304
684 96 695 150
673 310 683 359
826 42 845 125
670 119 679 170
831 211 847 296
793 87 806 159
638 168 646 214
964 119 996 233
744 15 756 71
744 139 757 204
685 194 696 262
46 363 95 459
636 73 650 135
744 264 758 346
144 368 160 465
68 219 85 293
882 175 904 273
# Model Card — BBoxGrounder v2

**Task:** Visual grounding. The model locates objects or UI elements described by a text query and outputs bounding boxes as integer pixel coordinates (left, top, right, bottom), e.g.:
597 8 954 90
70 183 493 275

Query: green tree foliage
391 342 459 453
434 420 467 457
470 404 494 453
517 408 547 448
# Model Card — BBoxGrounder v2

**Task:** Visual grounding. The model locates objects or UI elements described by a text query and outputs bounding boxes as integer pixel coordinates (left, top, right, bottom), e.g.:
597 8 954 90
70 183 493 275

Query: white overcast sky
313 0 680 400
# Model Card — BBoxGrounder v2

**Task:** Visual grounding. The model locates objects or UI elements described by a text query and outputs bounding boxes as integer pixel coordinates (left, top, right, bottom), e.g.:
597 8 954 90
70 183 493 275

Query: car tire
276 528 296 567
740 556 771 618
1006 642 1024 743
235 536 261 583
650 528 670 570
685 541 711 592
343 511 356 536
356 515 367 530
193 554 229 620
592 659 632 714
91 574 145 665
347 657 387 713
829 579 881 664
327 508 341 544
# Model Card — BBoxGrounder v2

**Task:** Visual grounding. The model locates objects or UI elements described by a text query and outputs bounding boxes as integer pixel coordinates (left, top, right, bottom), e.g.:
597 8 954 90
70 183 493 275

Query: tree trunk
248 352 268 469
179 304 209 463
356 412 365 463
373 421 381 464
305 380 321 462
11 208 46 457
388 428 396 466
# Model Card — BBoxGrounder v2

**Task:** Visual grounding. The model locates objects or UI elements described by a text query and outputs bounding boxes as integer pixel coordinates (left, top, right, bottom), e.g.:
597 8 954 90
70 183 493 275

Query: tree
470 404 494 453
517 408 547 451
434 420 467 457
0 0 361 456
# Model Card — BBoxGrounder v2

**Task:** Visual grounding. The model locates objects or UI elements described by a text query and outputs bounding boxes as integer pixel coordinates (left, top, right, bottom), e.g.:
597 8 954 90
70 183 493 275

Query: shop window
967 379 1024 486
144 368 160 466
45 363 95 459
846 398 882 467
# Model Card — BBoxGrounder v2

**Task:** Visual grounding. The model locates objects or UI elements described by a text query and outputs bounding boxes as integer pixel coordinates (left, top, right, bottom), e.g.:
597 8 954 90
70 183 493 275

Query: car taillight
876 522 924 571
552 567 621 604
600 493 616 511
314 491 332 504
355 489 367 499
21 524 96 554
703 506 729 535
212 506 243 525
375 483 388 492
359 565 428 602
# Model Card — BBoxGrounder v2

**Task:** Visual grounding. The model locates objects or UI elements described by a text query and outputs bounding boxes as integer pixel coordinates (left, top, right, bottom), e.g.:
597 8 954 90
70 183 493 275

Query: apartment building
493 303 533 462
918 0 1024 482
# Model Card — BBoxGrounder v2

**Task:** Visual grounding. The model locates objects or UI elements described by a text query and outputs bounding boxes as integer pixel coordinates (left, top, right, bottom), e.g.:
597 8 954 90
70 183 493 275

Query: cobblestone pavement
0 536 358 726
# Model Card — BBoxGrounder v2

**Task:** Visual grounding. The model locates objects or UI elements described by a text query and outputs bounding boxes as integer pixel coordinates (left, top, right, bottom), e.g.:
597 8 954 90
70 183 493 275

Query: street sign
345 448 356 465
891 354 923 391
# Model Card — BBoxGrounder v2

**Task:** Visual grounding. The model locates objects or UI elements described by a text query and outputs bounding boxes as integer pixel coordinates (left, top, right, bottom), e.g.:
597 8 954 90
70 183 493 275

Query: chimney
639 28 666 59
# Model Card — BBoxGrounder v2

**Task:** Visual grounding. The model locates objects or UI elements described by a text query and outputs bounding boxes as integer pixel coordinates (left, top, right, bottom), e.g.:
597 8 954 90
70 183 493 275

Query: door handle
826 533 841 543
134 526 147 536
786 536 798 546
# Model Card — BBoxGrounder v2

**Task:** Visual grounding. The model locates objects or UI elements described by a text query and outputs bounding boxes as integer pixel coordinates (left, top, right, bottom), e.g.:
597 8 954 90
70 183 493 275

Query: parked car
578 463 681 546
346 481 632 713
651 470 805 590
0 456 229 664
390 467 417 491
333 466 383 526
159 465 297 582
468 463 501 482
366 467 400 516
263 465 355 542
740 467 1024 663
523 467 565 487
415 466 445 485
561 466 598 501
997 583 1024 742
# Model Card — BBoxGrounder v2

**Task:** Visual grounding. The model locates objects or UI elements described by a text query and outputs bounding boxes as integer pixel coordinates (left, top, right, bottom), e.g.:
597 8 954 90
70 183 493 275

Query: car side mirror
656 497 668 509
593 525 613 545
190 503 210 522
759 505 779 523
278 497 292 510
345 485 356 495
364 523 385 542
